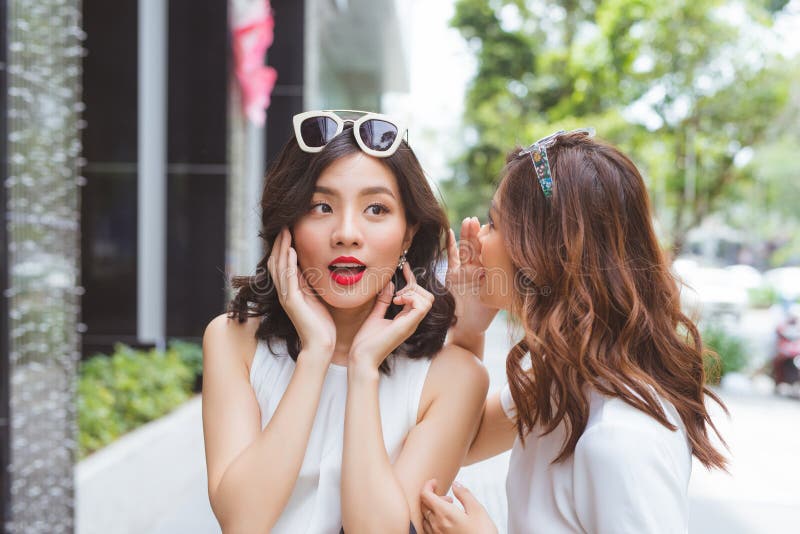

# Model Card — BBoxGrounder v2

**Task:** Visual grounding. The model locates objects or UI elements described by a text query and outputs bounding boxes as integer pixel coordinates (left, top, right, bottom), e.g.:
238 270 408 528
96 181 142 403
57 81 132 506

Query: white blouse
249 338 432 534
500 383 692 533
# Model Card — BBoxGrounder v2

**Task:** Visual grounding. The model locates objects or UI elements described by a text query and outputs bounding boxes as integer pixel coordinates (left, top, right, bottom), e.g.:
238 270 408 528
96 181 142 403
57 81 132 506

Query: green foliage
446 0 796 252
169 338 204 379
702 324 748 384
78 341 202 459
747 284 778 308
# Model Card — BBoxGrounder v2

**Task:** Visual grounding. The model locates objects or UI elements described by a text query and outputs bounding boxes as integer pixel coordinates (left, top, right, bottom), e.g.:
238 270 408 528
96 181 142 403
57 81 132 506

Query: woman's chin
478 285 505 311
318 289 375 311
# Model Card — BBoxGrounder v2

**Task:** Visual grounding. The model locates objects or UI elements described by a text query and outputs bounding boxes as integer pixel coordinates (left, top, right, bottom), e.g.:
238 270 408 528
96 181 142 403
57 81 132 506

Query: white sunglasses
292 110 407 158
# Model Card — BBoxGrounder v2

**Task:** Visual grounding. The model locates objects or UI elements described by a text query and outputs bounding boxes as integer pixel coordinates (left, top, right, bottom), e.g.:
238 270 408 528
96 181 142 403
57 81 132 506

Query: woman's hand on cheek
268 227 336 358
420 479 497 534
348 262 434 370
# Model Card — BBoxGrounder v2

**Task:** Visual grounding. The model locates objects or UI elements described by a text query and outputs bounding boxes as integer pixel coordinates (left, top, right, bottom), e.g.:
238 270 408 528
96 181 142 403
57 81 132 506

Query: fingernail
453 481 463 488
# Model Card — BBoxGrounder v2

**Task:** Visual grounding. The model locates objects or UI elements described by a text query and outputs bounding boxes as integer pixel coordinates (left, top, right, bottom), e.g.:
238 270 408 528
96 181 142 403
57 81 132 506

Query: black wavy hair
227 127 455 372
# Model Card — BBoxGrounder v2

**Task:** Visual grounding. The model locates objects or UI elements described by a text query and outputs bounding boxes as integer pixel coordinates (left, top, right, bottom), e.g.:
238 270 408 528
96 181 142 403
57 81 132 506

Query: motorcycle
772 312 800 393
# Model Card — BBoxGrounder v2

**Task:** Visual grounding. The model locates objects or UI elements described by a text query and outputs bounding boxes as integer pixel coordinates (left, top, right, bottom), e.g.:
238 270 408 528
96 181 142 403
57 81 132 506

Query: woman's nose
331 210 363 247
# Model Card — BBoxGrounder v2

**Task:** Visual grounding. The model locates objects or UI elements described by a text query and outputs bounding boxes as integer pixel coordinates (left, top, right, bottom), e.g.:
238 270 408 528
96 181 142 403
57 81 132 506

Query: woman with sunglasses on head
420 130 728 534
202 110 489 534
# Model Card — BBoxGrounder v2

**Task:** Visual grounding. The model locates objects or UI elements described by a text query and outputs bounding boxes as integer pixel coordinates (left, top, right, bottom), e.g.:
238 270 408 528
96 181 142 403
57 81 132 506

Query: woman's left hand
446 219 499 339
349 262 434 369
420 479 498 534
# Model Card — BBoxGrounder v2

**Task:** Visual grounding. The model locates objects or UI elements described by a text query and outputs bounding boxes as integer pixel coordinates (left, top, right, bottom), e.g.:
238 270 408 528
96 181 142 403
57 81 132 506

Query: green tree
444 0 793 253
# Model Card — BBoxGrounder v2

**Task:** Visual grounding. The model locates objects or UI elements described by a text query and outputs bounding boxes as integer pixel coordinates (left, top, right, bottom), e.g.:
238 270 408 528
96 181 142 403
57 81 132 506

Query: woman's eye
310 202 332 214
366 203 389 216
487 213 495 228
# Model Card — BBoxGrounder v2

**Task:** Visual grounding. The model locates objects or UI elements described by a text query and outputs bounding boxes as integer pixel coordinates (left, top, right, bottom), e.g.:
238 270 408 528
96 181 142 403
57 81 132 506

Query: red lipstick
328 256 367 286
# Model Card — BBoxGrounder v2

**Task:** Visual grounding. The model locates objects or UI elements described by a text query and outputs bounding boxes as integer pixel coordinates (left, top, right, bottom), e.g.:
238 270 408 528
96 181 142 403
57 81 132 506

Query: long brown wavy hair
499 132 728 469
227 127 455 373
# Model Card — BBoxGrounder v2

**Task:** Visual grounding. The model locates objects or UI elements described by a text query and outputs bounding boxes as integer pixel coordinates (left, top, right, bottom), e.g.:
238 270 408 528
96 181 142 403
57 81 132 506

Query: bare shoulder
203 312 262 371
430 344 487 381
419 345 489 417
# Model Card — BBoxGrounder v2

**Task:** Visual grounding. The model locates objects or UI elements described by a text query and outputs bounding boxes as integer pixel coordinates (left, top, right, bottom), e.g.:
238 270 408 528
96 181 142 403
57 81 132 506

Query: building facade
1 0 410 531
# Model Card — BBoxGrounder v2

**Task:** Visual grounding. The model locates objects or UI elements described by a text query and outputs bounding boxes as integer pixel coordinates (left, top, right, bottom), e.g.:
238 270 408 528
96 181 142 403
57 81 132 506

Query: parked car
672 259 748 325
764 267 800 305
724 264 764 291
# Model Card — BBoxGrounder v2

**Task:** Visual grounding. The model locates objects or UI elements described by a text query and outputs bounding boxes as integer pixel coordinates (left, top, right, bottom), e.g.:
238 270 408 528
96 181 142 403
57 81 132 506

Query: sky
384 0 475 186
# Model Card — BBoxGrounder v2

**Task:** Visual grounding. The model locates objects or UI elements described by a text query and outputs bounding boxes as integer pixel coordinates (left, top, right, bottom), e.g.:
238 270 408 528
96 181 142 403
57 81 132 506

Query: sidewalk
84 315 799 533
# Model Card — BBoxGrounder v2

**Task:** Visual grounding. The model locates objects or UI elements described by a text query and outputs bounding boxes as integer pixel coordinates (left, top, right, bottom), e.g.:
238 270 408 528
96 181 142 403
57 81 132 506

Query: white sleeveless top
249 338 432 534
500 383 692 533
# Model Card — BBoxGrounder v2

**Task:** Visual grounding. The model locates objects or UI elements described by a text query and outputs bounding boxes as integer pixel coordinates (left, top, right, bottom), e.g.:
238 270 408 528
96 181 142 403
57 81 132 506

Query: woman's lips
328 255 367 286
329 268 365 286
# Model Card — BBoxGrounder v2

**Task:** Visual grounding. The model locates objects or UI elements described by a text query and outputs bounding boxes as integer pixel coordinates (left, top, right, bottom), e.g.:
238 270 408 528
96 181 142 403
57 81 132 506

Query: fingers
421 479 460 534
446 228 460 276
369 281 394 320
422 515 433 534
451 481 479 514
420 480 451 517
298 266 314 296
394 262 432 313
393 281 434 316
278 228 292 298
268 228 288 300
458 218 471 263
286 246 299 295
267 227 283 281
422 478 437 494
467 217 482 261
420 479 453 503
457 217 482 265
401 261 417 289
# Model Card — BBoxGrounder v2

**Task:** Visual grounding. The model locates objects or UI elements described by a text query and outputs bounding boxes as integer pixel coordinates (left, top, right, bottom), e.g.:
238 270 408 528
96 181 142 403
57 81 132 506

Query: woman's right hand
267 227 336 358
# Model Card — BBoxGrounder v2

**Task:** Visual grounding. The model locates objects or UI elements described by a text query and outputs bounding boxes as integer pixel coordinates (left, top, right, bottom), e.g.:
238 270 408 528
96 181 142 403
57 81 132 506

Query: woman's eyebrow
359 186 396 199
314 185 337 196
313 185 395 199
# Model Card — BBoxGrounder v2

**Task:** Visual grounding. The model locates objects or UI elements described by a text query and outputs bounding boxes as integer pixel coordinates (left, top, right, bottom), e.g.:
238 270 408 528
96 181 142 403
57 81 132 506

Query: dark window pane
167 173 227 338
81 172 138 348
168 0 228 164
82 0 138 164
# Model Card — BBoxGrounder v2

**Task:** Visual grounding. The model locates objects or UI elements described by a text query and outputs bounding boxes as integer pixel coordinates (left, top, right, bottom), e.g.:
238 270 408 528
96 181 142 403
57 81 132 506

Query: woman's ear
402 224 419 251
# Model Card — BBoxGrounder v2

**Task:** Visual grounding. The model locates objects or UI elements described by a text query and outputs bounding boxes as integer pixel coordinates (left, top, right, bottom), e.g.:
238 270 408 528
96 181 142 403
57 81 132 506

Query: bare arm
341 361 412 533
340 346 489 533
202 314 331 533
463 388 517 465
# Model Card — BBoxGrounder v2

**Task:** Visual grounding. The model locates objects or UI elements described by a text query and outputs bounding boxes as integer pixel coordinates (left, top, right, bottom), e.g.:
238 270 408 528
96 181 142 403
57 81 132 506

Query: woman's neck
326 299 375 366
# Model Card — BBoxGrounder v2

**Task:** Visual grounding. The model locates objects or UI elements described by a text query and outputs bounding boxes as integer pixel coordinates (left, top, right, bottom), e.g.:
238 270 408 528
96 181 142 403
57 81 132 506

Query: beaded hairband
518 128 595 198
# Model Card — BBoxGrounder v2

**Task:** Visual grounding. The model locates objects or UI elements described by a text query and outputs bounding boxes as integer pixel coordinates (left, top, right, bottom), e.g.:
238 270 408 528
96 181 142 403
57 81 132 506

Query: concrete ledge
75 395 213 534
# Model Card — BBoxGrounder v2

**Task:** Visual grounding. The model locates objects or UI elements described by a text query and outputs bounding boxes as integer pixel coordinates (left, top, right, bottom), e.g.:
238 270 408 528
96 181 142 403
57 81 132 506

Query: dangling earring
397 249 408 270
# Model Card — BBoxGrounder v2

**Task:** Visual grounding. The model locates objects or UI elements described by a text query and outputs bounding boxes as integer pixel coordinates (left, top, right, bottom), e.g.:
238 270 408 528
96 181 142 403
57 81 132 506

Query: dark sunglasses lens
300 117 338 148
359 120 398 152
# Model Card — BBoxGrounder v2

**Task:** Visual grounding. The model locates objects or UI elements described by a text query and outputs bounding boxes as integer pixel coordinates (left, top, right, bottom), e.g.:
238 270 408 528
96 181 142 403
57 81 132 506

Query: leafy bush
78 341 202 459
169 338 204 391
747 285 778 309
702 325 748 385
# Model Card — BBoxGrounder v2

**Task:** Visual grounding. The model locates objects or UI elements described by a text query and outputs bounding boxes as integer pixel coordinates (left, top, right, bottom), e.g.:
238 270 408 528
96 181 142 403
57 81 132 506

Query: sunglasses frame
292 109 407 158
